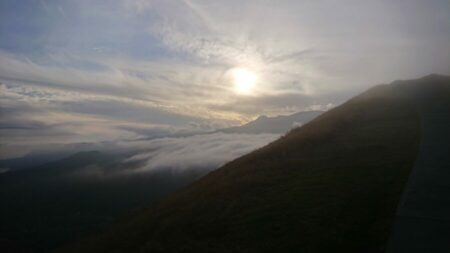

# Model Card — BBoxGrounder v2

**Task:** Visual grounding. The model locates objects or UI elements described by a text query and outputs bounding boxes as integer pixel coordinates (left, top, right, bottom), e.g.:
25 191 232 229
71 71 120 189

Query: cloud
0 81 240 159
291 122 303 129
1 0 449 159
0 51 255 122
0 81 199 157
124 132 279 173
303 103 335 112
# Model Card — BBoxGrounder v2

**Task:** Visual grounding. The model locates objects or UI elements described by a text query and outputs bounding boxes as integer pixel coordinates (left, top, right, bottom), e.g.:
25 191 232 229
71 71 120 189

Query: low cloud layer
124 132 279 173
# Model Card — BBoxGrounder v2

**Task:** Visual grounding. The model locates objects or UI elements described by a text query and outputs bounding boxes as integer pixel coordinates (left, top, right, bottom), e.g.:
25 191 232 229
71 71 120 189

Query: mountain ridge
216 110 323 134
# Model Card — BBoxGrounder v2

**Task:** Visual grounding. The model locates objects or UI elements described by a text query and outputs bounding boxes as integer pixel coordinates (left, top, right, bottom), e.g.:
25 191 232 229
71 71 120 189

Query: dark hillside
61 75 449 253
0 152 205 252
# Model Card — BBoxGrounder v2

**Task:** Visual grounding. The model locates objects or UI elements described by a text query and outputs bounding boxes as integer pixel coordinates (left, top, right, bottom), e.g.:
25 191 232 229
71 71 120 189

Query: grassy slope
61 81 425 253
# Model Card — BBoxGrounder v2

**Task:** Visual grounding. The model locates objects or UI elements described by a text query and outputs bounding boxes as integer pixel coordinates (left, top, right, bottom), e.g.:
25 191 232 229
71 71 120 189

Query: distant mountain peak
421 73 447 80
217 111 323 134
255 115 268 120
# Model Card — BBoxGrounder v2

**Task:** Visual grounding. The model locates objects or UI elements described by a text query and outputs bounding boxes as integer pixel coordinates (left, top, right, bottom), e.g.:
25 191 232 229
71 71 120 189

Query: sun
232 68 257 95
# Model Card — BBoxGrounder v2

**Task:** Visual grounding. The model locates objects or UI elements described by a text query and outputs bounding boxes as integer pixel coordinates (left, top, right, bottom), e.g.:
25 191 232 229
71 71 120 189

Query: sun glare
232 68 257 95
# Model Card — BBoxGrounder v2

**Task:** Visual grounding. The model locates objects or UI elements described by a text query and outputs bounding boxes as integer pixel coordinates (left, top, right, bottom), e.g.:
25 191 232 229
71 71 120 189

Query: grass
60 80 429 253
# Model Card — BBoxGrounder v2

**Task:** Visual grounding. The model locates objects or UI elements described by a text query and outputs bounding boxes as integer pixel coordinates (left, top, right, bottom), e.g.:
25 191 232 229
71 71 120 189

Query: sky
1 0 449 159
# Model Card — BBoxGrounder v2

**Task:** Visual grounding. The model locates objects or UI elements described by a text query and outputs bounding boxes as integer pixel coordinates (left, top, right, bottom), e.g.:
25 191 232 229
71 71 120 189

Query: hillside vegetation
61 75 449 253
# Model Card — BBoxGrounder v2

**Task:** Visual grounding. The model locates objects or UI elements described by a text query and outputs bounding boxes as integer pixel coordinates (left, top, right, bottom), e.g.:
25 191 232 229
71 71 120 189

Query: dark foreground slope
387 75 450 252
61 75 449 253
